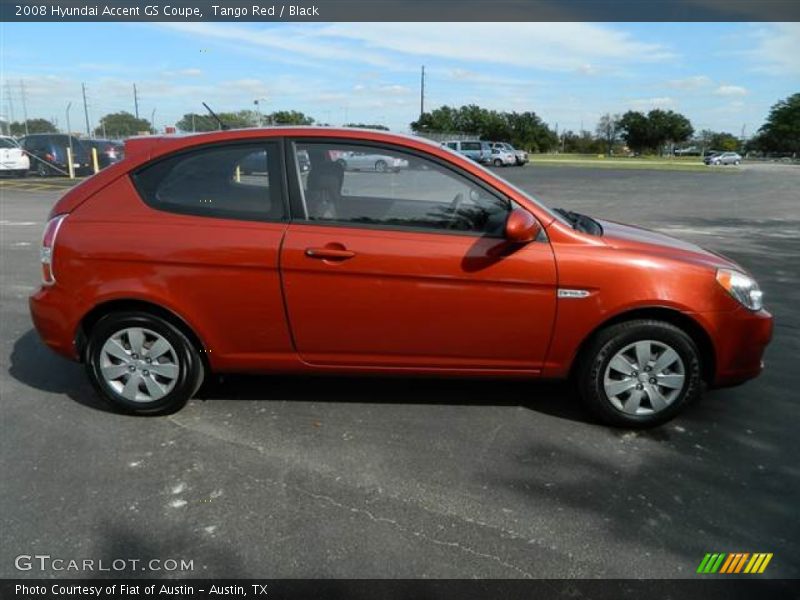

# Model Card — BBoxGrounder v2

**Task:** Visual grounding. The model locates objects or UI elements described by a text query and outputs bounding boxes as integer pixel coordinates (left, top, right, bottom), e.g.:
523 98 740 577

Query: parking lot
1 163 798 579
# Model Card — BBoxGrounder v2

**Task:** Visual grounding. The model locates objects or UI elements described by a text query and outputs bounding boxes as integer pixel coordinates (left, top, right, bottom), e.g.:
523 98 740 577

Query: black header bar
3 0 800 22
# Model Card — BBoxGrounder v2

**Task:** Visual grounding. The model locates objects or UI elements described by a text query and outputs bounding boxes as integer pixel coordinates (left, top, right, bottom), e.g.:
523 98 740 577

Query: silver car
704 152 742 166
491 142 528 165
335 151 408 172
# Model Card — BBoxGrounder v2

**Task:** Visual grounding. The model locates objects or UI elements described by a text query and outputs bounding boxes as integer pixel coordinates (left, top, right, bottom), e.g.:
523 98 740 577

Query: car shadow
9 328 592 424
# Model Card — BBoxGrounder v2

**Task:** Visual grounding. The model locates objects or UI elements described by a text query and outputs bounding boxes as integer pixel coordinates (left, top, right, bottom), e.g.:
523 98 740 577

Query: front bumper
705 306 773 387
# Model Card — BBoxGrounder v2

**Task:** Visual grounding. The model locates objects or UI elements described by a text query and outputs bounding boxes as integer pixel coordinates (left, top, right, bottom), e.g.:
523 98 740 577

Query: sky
1 21 798 137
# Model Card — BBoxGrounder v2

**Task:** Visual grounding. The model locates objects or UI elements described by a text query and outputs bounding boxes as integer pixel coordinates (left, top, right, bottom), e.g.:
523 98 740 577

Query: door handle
305 247 356 260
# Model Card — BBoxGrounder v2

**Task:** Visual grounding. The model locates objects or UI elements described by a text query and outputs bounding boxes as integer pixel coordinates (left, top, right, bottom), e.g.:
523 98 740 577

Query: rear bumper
707 307 773 387
29 285 81 361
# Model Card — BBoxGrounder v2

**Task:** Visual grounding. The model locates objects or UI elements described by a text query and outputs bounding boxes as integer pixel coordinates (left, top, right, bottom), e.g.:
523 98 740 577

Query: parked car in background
489 146 517 167
84 139 125 169
30 128 772 427
0 135 30 177
20 134 91 176
335 150 408 172
705 152 742 166
491 142 528 165
442 140 492 164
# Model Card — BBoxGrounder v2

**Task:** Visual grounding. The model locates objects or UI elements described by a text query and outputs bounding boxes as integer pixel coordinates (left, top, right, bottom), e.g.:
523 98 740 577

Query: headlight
716 268 763 311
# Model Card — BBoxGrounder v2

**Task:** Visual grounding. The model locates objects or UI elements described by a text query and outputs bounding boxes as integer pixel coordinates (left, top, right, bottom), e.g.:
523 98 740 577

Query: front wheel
577 320 702 427
493 158 503 167
375 160 388 172
85 312 204 415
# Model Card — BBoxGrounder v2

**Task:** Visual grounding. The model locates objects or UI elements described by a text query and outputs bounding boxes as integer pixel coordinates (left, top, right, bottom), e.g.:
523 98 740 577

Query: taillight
45 152 55 162
41 214 68 285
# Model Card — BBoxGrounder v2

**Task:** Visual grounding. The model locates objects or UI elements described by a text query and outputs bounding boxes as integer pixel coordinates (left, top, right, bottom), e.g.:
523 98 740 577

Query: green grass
529 153 728 172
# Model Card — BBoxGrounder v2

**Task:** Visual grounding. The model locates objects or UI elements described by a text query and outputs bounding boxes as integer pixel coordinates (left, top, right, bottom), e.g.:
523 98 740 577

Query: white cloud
745 23 800 76
629 97 676 109
666 75 712 89
714 85 748 97
318 23 674 71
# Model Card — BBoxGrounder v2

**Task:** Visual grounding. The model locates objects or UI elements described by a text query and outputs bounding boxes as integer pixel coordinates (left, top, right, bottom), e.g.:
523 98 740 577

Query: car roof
124 127 443 160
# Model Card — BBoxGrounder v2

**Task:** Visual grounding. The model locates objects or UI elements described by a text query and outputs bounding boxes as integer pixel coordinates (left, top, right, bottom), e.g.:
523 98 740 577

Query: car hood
597 218 740 271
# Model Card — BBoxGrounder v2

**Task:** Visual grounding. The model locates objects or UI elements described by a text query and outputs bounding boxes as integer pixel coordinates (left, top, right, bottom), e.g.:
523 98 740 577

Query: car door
279 139 558 372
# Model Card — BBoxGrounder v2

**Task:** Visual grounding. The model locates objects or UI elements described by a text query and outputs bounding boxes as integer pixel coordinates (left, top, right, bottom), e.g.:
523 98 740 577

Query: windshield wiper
554 208 603 236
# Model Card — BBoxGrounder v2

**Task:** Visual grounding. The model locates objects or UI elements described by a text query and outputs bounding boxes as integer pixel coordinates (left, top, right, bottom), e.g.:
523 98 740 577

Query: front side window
133 142 284 221
293 142 510 236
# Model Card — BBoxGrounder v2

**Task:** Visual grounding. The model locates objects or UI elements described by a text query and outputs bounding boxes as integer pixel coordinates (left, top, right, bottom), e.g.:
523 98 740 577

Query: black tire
577 319 702 428
36 161 50 177
336 159 347 170
85 312 204 415
375 159 388 172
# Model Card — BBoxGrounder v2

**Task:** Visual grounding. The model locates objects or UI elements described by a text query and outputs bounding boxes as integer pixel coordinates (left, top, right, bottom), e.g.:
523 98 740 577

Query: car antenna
202 102 229 130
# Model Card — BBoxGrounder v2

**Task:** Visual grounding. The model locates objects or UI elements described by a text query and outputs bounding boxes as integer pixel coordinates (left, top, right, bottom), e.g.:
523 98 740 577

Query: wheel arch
569 307 716 384
76 299 210 371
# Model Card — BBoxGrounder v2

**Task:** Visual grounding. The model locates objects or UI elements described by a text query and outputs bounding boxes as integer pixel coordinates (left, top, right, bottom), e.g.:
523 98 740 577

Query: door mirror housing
504 208 541 243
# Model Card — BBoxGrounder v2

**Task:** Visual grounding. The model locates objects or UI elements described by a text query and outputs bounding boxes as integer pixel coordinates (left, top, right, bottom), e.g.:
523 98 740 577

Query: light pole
65 102 72 135
151 108 156 134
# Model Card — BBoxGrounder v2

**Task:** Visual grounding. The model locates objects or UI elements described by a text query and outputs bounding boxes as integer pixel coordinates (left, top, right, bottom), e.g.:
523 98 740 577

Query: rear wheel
493 158 503 167
375 159 388 172
577 320 702 427
36 161 50 177
85 312 204 415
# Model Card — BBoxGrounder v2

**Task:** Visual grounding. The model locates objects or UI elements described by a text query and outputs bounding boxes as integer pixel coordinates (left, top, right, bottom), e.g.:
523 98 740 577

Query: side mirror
504 209 541 243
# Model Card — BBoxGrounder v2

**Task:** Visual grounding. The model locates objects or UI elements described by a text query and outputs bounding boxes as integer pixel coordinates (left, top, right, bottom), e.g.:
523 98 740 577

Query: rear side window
132 142 285 222
461 142 481 151
0 138 18 149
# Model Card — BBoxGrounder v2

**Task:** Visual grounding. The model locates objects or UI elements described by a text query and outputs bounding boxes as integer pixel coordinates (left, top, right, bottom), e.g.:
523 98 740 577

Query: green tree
618 111 651 153
94 112 151 138
176 113 219 132
176 110 261 132
9 118 57 135
596 113 620 154
562 130 603 154
410 105 557 152
268 110 315 125
619 109 693 154
753 93 800 154
344 123 389 130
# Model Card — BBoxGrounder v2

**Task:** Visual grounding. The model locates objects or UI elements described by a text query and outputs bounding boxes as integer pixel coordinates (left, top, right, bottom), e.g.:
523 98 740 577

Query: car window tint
0 138 17 149
132 143 284 221
293 142 510 236
461 142 481 151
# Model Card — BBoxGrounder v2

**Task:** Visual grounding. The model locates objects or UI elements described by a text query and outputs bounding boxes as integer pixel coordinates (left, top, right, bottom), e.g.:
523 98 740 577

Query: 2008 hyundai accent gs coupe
29 128 773 426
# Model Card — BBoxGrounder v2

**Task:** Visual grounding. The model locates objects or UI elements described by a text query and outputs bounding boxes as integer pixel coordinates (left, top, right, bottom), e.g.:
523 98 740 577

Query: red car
29 128 773 426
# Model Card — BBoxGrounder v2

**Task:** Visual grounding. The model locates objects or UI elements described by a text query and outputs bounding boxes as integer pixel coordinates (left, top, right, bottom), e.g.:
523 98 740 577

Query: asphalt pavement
1 164 798 579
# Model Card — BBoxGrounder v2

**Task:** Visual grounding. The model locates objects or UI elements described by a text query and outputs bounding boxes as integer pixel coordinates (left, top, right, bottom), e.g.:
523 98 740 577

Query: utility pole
19 80 29 135
81 83 91 136
151 108 156 133
5 83 15 124
133 83 140 119
420 65 425 118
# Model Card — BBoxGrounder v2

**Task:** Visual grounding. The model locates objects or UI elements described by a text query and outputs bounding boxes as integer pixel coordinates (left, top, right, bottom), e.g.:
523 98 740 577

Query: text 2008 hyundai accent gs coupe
30 128 773 427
